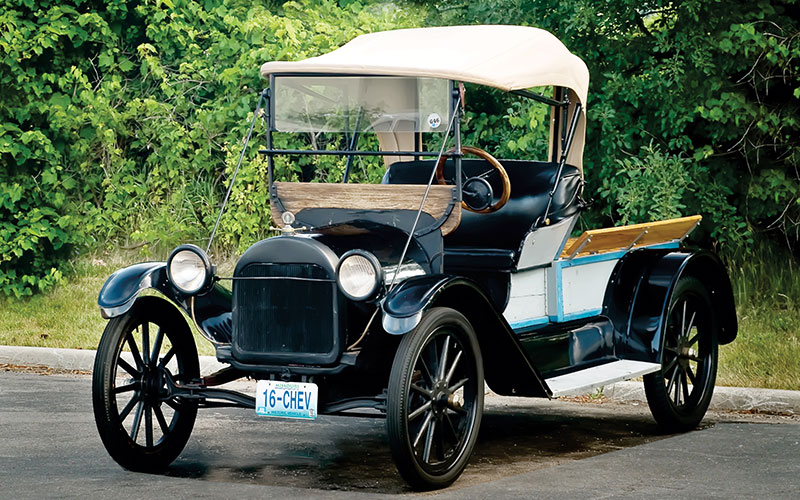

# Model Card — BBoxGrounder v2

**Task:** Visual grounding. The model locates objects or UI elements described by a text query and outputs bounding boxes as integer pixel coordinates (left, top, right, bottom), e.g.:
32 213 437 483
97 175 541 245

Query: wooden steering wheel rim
436 146 511 213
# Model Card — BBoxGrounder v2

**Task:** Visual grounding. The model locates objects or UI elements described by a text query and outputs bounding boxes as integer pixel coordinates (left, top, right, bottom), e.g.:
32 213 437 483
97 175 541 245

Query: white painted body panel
560 259 619 317
503 268 548 325
516 215 576 269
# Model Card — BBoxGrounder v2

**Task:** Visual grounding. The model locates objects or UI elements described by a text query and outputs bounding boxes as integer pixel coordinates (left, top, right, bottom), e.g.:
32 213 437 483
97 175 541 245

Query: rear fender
97 262 232 344
604 249 737 364
382 275 549 397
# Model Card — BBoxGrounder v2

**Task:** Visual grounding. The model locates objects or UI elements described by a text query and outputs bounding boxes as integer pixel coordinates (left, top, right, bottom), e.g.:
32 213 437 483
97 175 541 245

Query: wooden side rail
560 215 702 259
270 182 462 235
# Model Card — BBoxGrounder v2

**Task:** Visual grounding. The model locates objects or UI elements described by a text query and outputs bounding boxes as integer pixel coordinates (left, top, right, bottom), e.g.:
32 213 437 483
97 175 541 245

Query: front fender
98 262 168 318
97 262 233 344
604 249 737 364
382 275 549 397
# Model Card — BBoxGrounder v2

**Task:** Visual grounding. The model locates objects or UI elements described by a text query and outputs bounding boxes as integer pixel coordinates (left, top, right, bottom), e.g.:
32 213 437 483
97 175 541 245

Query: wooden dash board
271 182 462 235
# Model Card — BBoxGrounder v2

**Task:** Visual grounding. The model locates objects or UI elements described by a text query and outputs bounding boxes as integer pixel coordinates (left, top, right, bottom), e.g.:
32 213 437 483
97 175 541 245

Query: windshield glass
272 76 451 134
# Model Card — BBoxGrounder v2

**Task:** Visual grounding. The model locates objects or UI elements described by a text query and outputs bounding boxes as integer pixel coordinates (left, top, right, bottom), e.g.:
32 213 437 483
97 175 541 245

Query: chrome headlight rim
336 250 383 302
166 244 213 295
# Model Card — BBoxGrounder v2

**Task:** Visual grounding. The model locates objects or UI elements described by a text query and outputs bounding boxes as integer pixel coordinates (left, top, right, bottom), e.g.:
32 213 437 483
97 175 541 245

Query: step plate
545 360 661 397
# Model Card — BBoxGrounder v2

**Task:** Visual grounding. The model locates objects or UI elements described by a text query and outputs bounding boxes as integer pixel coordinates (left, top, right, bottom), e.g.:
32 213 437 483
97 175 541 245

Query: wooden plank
271 182 462 235
561 215 701 258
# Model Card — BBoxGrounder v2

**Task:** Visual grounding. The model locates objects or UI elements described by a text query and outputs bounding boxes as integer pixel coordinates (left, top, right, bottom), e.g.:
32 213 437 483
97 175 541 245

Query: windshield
272 76 451 134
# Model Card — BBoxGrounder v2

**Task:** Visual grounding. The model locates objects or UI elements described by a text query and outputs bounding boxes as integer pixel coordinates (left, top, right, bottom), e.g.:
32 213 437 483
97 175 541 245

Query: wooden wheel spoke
145 404 154 448
680 301 687 339
419 358 434 385
662 356 678 374
150 327 165 369
437 416 449 460
118 394 139 421
443 411 460 442
413 411 433 448
448 377 468 393
666 364 680 395
158 347 176 369
117 358 140 378
423 420 436 463
409 401 432 421
411 383 432 399
681 371 690 401
686 365 697 385
684 311 696 339
141 323 150 366
112 381 139 395
126 333 144 371
130 401 145 441
673 374 681 405
153 404 170 435
445 350 463 384
437 337 450 381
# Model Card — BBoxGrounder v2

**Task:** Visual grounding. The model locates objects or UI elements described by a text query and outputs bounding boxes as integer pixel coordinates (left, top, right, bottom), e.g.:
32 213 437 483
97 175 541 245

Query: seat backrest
384 159 582 249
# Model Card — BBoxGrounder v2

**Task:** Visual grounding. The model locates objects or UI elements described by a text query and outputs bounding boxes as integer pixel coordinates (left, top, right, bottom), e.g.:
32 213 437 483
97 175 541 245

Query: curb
2 345 798 414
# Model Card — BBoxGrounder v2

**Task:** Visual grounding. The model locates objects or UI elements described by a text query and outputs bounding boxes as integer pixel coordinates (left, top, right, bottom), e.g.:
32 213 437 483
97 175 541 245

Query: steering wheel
436 146 511 213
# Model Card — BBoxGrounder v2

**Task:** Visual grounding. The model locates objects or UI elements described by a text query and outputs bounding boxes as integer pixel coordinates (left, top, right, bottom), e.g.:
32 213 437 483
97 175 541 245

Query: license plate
255 380 318 420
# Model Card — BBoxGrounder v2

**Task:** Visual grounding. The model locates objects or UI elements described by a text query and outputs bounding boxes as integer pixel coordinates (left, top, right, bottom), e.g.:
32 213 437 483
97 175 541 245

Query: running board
545 360 661 397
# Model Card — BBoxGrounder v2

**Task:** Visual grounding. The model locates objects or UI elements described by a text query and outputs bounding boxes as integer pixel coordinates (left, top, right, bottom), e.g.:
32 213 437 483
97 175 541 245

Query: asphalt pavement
1 368 798 499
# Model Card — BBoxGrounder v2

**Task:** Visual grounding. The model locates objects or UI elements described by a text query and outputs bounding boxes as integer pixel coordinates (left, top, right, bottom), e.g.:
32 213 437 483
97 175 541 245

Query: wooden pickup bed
270 182 462 235
560 215 702 259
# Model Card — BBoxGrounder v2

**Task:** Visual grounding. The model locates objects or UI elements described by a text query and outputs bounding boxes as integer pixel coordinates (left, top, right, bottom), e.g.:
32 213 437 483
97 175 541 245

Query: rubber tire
643 276 718 432
387 307 484 490
92 296 200 471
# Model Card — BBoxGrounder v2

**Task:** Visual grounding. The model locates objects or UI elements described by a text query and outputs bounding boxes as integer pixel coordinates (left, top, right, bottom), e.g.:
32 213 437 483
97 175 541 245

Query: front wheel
387 307 484 490
92 296 200 471
644 277 719 432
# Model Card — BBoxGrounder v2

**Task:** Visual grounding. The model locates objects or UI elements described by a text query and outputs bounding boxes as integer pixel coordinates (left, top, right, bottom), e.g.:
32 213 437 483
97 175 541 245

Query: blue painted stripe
554 308 603 323
558 242 681 268
510 316 550 332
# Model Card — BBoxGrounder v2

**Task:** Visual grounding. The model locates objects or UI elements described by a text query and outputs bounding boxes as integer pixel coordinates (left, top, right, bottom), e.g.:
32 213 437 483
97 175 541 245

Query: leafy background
1 0 799 298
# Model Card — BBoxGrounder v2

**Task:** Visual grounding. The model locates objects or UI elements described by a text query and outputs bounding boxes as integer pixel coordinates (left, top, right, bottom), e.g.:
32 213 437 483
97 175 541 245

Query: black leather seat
384 159 582 259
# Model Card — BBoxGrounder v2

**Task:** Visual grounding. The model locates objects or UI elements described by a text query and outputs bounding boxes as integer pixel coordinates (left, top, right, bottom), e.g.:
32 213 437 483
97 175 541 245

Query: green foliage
0 0 423 295
431 0 800 255
3 0 800 297
606 143 690 225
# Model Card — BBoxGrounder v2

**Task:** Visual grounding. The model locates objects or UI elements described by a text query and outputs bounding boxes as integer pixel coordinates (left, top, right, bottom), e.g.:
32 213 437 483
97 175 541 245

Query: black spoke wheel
92 296 200 471
644 277 718 432
387 307 484 490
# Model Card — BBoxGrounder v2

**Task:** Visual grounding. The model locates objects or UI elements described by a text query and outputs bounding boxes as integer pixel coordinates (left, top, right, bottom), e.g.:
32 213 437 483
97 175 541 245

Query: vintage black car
93 25 737 490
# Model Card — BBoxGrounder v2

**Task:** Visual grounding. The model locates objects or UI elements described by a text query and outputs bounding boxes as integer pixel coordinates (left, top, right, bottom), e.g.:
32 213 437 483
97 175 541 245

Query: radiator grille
233 263 337 362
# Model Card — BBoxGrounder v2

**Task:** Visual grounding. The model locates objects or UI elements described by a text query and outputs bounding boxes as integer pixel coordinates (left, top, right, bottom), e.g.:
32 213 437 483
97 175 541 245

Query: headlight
167 244 212 295
336 250 382 301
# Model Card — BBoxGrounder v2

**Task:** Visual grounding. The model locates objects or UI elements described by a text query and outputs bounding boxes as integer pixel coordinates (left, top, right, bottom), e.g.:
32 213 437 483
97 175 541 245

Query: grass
0 252 216 356
717 242 800 390
1 244 798 389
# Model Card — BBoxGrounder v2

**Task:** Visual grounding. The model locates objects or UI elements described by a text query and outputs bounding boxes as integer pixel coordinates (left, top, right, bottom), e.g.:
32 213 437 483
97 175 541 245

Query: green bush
0 0 424 295
432 0 800 254
2 0 799 297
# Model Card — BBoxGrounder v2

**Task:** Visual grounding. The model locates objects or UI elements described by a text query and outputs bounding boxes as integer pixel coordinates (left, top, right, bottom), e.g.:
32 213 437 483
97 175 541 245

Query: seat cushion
444 246 517 271
384 159 582 249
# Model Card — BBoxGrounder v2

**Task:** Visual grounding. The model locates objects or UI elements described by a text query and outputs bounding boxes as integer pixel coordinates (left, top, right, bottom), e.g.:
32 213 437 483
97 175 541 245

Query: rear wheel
92 296 200 471
644 277 718 432
387 307 484 490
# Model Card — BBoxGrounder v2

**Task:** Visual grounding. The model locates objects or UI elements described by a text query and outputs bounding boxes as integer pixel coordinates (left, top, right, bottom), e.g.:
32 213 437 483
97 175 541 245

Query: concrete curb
2 345 798 414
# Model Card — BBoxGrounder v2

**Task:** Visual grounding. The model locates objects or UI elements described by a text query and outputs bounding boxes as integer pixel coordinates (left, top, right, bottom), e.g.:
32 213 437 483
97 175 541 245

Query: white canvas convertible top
261 25 589 172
